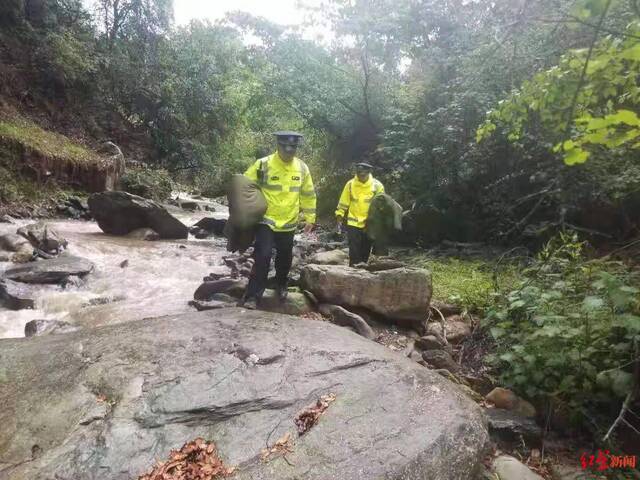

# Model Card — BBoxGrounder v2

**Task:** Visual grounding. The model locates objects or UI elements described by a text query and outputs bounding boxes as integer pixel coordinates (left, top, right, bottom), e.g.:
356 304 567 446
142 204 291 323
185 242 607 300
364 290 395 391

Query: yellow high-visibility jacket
335 174 385 229
244 152 316 232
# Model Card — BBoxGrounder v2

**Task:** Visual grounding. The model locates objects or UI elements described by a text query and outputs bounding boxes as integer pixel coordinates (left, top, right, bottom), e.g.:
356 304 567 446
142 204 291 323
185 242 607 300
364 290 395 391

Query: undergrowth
0 115 102 165
484 232 640 441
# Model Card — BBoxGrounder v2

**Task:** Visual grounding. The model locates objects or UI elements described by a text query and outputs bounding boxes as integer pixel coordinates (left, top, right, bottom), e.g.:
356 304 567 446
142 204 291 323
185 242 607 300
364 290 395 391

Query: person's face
356 168 371 182
277 143 297 162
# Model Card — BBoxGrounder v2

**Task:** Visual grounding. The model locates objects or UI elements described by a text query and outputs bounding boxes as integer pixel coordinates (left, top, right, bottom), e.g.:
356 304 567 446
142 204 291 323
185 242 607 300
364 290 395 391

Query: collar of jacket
271 151 298 169
353 173 372 186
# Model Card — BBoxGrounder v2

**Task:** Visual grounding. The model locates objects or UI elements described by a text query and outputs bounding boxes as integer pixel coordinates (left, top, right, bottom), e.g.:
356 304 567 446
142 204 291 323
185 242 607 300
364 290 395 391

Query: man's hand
303 223 315 235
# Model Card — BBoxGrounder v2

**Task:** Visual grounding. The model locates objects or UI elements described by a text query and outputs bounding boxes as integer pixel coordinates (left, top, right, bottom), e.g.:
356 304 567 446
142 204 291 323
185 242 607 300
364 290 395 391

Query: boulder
485 408 542 445
24 319 77 337
422 350 460 373
0 310 488 480
193 217 227 236
307 249 349 265
492 455 544 480
126 228 160 241
88 191 188 239
17 223 68 254
485 387 536 417
300 265 432 323
3 256 94 284
0 214 16 223
318 304 376 339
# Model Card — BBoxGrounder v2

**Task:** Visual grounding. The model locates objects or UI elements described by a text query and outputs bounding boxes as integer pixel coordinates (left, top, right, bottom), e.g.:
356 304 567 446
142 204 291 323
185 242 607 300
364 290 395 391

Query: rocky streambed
0 192 586 480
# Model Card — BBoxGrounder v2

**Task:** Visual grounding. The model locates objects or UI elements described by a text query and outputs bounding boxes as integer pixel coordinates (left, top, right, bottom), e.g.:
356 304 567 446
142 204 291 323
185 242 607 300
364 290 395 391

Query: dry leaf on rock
294 393 337 435
260 431 294 463
137 437 236 480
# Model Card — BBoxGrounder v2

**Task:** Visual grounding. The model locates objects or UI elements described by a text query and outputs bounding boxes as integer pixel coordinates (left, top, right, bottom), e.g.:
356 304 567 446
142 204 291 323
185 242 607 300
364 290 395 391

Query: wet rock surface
3 255 94 284
24 319 78 337
0 279 56 309
17 223 68 254
486 408 542 445
88 191 188 239
0 310 488 480
318 303 376 339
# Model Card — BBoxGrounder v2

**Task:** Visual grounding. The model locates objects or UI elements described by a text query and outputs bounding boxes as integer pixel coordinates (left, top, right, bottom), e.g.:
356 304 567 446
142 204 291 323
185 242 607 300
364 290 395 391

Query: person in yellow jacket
240 131 316 309
335 162 384 266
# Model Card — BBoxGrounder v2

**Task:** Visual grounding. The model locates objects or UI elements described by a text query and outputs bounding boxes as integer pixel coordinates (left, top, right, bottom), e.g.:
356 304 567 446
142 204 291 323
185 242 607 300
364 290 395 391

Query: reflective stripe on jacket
335 174 384 228
244 152 316 232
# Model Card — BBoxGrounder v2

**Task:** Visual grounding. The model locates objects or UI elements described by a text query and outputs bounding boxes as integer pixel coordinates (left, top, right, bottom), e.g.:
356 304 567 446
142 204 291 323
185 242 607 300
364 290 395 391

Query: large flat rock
2 255 94 284
301 265 432 322
0 310 487 480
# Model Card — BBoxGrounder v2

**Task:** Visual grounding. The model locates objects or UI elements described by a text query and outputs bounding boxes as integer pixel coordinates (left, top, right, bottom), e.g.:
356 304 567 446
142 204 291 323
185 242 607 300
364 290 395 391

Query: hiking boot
238 295 259 310
276 284 288 303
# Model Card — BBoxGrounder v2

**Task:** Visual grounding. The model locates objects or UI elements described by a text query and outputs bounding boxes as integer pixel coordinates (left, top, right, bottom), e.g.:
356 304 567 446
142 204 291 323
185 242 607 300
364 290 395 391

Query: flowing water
0 200 228 338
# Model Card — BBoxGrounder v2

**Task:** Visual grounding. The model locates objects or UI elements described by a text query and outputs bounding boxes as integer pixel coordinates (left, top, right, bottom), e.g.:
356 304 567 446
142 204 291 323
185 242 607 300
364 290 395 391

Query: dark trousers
246 224 294 299
347 225 372 266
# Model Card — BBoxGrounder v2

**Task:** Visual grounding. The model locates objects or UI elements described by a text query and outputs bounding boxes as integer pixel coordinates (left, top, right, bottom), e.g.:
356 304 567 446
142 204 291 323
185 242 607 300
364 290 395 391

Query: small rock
408 350 423 363
426 319 471 344
0 251 11 262
549 463 606 480
119 260 129 268
17 223 68 254
189 299 233 311
492 455 544 480
194 228 210 239
192 217 227 236
415 335 444 351
25 319 78 337
194 278 248 300
258 290 314 316
431 300 462 317
486 408 542 445
421 350 460 373
126 228 160 241
486 387 536 417
180 201 200 211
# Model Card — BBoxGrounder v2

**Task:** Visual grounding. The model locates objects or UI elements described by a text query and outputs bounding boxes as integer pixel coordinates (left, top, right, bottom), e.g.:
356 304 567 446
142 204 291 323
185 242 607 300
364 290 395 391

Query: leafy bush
120 168 173 201
485 232 640 432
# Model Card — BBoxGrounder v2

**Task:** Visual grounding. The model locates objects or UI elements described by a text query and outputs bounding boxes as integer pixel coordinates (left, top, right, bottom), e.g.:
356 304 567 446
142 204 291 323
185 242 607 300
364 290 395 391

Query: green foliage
120 167 173 201
485 232 640 431
477 21 640 166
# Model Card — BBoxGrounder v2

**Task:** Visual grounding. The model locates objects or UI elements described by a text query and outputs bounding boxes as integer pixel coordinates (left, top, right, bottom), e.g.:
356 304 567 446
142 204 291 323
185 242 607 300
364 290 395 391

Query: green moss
399 253 519 312
0 116 103 166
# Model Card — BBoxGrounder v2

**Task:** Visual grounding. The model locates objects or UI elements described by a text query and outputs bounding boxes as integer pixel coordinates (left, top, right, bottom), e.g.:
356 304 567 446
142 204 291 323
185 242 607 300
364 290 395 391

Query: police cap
355 162 374 170
274 131 303 146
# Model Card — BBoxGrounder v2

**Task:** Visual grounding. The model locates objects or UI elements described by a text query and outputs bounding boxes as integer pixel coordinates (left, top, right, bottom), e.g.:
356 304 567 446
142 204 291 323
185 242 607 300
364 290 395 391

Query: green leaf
608 110 640 127
490 327 506 339
582 295 604 312
564 148 590 165
620 43 640 61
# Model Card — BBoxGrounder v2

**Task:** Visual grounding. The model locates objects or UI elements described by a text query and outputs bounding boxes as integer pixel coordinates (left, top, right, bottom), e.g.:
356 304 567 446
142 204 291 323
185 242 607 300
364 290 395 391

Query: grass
0 115 103 166
398 253 520 312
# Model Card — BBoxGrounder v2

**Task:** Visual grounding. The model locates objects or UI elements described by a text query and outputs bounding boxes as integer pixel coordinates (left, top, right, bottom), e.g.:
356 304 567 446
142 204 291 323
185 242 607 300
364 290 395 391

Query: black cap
274 131 303 146
355 162 373 169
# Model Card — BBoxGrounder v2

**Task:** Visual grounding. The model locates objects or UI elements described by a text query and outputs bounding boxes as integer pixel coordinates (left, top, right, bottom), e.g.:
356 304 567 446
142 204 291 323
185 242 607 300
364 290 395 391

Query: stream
0 201 227 338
